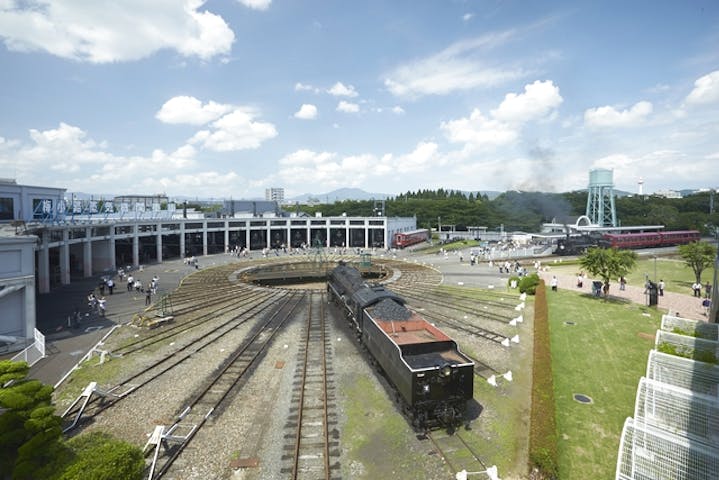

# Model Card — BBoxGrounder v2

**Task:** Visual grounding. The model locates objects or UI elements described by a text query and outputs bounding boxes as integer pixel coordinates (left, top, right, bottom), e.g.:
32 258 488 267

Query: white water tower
638 177 644 196
586 168 617 227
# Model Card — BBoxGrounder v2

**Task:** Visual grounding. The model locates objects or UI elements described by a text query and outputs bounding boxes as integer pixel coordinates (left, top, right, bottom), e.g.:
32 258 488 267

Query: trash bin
591 281 603 297
647 281 658 306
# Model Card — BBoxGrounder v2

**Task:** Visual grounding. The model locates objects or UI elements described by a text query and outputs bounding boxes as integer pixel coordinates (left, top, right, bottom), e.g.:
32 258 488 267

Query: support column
180 223 186 258
83 227 92 277
132 224 139 268
325 225 330 247
365 226 369 249
245 227 250 251
23 276 36 338
109 228 116 271
156 230 163 262
37 233 50 294
60 229 70 285
266 224 271 249
202 224 208 256
345 224 350 249
224 221 229 253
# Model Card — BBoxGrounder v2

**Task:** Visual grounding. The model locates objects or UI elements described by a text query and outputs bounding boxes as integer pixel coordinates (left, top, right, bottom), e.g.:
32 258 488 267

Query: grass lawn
546 289 661 480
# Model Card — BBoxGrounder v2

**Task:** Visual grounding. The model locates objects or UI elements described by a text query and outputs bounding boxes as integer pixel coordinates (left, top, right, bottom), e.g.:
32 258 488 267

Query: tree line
298 189 719 234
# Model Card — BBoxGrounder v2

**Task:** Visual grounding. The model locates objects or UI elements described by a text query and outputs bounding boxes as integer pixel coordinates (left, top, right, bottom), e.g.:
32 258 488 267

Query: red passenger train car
393 229 430 249
603 230 700 249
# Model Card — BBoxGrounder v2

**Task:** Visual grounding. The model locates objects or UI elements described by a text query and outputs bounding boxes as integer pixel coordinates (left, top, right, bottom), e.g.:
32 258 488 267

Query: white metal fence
10 328 45 366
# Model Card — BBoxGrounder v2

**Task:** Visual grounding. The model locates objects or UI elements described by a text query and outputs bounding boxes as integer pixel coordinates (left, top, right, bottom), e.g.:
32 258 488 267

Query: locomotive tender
327 263 474 429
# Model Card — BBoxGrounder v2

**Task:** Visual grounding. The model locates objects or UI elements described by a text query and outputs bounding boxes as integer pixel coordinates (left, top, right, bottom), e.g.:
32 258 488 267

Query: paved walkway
538 271 709 321
27 254 242 386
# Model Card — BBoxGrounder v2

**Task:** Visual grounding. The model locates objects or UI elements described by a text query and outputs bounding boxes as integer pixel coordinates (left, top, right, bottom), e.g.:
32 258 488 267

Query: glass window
0 197 13 220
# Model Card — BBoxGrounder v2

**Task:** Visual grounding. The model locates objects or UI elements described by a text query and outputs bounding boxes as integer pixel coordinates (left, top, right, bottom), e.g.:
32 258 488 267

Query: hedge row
528 280 559 478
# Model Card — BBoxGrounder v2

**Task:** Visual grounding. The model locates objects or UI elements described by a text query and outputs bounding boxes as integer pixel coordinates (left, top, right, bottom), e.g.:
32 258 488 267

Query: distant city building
265 188 285 203
653 189 682 199
113 194 169 210
223 200 281 217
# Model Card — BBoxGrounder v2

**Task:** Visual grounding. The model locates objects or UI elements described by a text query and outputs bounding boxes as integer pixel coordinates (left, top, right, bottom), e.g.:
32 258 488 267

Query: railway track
148 291 308 479
113 288 282 356
282 292 340 480
62 291 302 432
427 430 494 480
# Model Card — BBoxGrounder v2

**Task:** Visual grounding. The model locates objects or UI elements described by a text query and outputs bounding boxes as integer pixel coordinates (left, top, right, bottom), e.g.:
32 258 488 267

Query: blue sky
0 0 718 200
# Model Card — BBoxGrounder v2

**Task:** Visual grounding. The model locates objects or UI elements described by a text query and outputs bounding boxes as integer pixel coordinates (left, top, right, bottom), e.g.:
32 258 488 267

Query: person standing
107 278 114 295
706 282 713 299
127 274 134 292
658 279 665 296
619 276 627 291
550 276 558 291
145 286 152 306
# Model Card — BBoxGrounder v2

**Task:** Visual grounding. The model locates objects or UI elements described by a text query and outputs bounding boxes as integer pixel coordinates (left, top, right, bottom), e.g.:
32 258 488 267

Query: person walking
145 286 152 306
107 278 114 295
127 274 134 292
550 276 558 292
97 296 106 317
619 276 627 291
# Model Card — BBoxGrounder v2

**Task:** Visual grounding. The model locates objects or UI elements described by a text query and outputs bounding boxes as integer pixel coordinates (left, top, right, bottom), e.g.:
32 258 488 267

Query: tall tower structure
638 177 644 196
585 168 617 227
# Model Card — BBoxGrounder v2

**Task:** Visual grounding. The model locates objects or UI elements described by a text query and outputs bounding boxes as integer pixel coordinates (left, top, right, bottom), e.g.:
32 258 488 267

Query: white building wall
0 181 66 223
0 235 37 352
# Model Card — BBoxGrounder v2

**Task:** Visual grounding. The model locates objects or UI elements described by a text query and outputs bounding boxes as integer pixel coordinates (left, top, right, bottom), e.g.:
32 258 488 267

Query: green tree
678 241 717 283
579 248 638 296
0 360 64 480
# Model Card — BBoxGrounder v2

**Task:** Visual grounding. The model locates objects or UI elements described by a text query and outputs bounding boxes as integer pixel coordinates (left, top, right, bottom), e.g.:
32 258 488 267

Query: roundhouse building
26 213 416 294
1 181 417 350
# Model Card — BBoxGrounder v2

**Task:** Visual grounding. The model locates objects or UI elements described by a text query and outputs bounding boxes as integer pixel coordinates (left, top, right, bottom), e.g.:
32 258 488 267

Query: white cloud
383 32 526 97
274 141 442 188
441 109 517 150
462 13 474 22
0 0 234 63
491 80 563 123
190 109 277 151
295 82 320 93
337 101 360 113
589 150 705 192
327 82 359 97
156 96 234 125
685 70 719 105
584 101 653 128
440 80 561 151
236 0 271 11
392 106 405 115
294 104 318 120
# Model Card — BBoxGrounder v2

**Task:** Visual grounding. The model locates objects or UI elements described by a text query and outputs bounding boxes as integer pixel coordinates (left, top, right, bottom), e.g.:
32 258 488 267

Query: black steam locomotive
327 263 474 430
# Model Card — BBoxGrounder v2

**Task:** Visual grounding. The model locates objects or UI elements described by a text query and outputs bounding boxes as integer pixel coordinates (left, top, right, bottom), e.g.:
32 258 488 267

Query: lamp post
654 255 657 283
710 227 719 324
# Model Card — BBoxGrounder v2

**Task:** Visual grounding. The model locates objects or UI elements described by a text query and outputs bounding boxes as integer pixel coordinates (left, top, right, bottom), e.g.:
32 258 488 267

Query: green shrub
56 432 144 480
528 281 558 478
519 273 541 295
